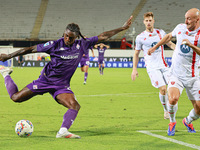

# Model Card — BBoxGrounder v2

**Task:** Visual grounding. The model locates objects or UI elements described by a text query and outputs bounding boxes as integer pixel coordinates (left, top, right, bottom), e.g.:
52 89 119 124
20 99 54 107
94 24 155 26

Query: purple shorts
98 59 104 65
80 58 89 67
26 76 73 100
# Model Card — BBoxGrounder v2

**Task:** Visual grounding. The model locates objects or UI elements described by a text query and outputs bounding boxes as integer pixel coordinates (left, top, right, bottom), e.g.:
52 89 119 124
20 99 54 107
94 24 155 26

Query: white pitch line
138 130 200 150
0 92 156 98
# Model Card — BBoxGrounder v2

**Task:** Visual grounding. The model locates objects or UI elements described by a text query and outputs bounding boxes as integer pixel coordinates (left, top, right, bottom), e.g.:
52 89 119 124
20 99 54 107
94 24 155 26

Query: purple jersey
97 46 107 60
37 36 98 86
82 46 93 60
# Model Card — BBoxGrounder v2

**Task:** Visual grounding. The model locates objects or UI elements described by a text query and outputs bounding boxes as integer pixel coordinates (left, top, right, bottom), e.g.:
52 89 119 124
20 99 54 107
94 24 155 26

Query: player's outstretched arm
97 16 133 42
147 32 173 55
0 45 37 62
131 50 140 81
166 41 176 50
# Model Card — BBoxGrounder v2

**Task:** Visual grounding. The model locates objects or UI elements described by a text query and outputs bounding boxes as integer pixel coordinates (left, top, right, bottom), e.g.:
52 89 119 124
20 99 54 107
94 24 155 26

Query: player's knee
159 87 167 95
11 95 22 103
169 95 179 105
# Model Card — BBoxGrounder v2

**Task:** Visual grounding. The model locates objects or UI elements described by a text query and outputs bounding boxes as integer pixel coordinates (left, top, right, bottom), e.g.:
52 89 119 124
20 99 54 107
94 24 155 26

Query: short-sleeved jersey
97 46 107 60
135 29 168 71
37 36 98 86
171 24 200 80
81 46 93 60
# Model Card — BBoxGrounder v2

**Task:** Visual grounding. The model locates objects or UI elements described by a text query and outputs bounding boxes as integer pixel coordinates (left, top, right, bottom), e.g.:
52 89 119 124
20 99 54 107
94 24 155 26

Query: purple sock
84 72 88 82
5 75 18 98
102 67 104 73
61 109 78 129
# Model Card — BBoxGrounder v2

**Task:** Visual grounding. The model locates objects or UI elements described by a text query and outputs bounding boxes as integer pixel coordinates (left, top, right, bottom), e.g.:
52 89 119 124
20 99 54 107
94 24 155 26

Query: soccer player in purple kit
80 44 95 85
94 43 110 75
0 16 132 139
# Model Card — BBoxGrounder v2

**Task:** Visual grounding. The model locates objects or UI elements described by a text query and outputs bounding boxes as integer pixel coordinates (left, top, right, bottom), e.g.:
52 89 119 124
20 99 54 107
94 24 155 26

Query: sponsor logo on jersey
180 44 191 53
61 53 79 59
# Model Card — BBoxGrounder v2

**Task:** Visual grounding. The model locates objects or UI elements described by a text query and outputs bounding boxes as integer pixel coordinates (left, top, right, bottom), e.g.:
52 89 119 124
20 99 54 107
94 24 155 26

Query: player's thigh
12 87 37 102
56 93 80 110
147 69 166 88
185 80 200 101
168 76 184 104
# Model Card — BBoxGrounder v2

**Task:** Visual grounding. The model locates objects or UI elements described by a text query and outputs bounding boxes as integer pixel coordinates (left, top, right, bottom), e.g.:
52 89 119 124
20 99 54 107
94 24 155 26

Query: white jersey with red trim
135 28 168 71
171 24 200 81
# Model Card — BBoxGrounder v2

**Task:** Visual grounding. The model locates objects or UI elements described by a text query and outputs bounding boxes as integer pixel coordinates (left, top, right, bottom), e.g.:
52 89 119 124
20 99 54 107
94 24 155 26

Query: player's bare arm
0 45 37 62
147 32 173 55
131 50 140 81
91 49 95 57
97 16 133 42
166 41 176 50
182 39 200 55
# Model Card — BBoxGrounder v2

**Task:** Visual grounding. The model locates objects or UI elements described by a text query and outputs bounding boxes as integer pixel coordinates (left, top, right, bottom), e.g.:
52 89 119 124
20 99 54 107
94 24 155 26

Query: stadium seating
132 0 200 38
0 0 200 41
38 0 140 40
0 0 41 40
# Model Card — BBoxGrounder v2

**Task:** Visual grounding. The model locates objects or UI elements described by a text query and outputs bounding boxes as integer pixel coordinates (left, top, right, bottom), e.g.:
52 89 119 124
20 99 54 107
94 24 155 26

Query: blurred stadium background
0 0 199 66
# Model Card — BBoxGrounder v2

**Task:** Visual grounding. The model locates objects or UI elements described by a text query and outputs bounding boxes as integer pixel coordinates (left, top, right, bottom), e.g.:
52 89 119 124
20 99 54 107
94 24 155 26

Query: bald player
148 8 200 136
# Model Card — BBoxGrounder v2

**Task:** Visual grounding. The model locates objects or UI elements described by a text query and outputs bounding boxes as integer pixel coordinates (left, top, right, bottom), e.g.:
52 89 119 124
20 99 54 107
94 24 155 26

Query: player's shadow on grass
49 130 114 137
74 130 114 137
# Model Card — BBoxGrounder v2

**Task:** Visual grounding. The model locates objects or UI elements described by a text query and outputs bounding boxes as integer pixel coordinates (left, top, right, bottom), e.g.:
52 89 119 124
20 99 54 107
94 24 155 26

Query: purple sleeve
37 41 55 54
82 36 98 55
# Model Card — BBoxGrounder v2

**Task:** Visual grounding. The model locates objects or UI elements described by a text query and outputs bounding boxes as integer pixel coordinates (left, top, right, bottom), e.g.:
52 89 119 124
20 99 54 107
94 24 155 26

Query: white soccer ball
15 120 34 137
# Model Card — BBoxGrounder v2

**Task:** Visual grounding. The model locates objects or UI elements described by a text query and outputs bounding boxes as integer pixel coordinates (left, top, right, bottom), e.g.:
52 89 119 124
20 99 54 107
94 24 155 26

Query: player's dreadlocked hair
66 23 86 40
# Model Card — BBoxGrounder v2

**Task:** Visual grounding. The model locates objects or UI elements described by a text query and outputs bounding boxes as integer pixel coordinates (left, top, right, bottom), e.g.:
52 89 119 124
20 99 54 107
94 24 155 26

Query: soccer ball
15 120 34 137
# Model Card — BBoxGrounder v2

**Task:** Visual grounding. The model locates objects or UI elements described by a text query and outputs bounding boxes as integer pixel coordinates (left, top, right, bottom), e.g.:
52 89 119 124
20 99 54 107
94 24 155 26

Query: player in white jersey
148 8 200 136
131 12 175 119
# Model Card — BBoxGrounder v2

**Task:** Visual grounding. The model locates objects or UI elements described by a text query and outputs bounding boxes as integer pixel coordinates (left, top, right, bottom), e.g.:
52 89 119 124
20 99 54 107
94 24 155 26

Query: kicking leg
56 93 81 139
0 66 37 102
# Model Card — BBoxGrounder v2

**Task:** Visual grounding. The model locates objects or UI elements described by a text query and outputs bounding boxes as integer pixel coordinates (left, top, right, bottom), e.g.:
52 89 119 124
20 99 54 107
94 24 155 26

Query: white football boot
56 128 80 139
0 65 13 78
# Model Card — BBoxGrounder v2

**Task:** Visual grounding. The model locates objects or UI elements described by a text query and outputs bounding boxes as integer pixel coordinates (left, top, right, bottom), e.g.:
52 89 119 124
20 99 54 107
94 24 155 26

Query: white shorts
168 75 200 100
147 67 170 88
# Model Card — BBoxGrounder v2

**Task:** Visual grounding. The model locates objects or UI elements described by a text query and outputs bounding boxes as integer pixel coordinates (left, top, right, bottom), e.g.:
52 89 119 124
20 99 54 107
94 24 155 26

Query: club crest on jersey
76 44 80 49
180 44 191 53
171 81 175 85
151 42 159 50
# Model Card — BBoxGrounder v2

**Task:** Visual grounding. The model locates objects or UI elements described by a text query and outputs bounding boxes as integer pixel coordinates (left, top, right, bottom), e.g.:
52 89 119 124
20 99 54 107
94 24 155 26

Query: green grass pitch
0 67 200 150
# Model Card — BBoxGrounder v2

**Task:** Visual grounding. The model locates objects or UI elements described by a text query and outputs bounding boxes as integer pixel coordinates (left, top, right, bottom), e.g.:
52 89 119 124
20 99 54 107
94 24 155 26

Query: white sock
58 127 68 134
168 103 178 122
159 93 168 112
186 108 200 124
